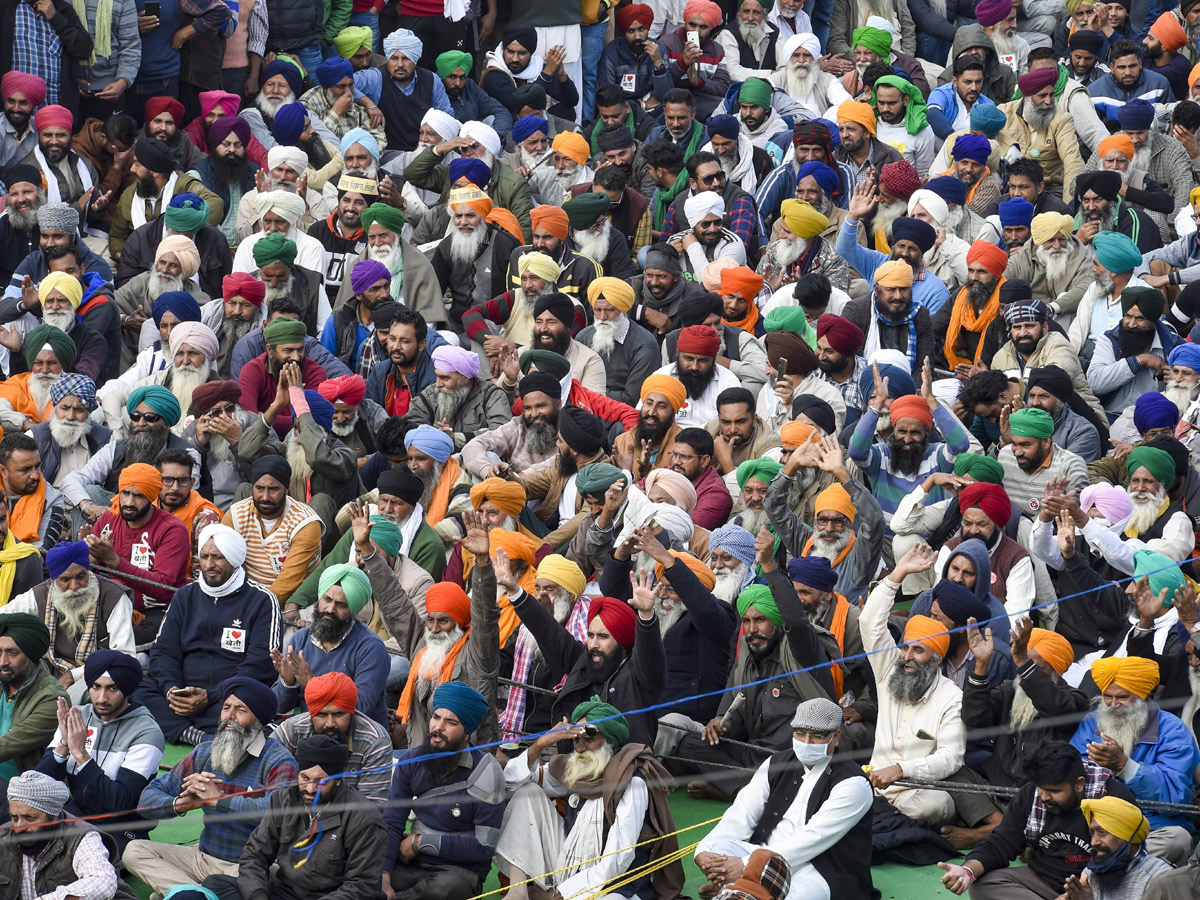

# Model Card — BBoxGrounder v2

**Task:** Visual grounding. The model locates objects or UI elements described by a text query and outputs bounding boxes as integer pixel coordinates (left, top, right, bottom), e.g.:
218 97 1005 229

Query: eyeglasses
129 412 163 423
698 171 725 185
208 404 236 416
160 476 192 487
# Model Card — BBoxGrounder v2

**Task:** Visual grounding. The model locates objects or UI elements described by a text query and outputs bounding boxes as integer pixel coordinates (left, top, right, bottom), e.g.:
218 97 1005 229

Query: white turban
384 27 423 62
460 120 502 158
421 108 461 141
780 32 820 62
908 189 948 227
684 190 725 225
198 524 247 568
267 145 309 175
616 501 694 549
865 14 895 35
255 190 307 224
168 322 220 361
868 348 912 369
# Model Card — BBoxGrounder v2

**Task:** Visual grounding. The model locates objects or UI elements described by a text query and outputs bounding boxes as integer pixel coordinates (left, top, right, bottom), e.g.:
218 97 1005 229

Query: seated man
136 525 281 744
407 345 512 450
612 374 687 480
461 375 564 482
694 697 875 900
667 427 733 530
123 678 297 894
0 433 64 551
0 613 68 774
321 373 388 462
187 380 252 509
239 316 330 439
1088 286 1182 419
383 683 504 900
0 322 74 433
275 672 394 805
497 701 684 900
653 325 740 428
204 734 386 900
156 448 222 579
998 408 1089 519
33 374 110 490
36 648 164 851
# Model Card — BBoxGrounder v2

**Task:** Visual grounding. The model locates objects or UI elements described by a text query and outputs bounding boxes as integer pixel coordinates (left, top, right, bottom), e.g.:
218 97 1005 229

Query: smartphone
144 1 160 16
775 357 788 388
169 687 188 694
687 29 700 47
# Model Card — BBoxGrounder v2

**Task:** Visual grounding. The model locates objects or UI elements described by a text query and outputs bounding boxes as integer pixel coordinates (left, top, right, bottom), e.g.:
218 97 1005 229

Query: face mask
1088 840 1134 876
792 738 830 766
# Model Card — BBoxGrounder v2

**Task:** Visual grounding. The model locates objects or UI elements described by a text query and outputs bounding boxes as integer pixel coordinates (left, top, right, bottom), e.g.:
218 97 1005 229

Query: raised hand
629 569 657 615
755 526 776 571
847 170 879 221
1010 616 1033 665
921 356 936 409
493 546 518 593
631 524 672 566
893 542 935 580
1055 508 1076 559
1173 579 1198 632
871 361 889 412
814 435 845 474
458 510 490 558
966 617 994 671
348 500 374 550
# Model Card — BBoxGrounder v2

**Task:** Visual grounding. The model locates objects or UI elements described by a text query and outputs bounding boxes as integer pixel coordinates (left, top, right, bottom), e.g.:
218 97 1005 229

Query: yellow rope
566 840 701 900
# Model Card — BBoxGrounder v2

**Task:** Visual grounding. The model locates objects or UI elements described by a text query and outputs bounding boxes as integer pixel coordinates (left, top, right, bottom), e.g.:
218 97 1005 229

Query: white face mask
792 738 831 766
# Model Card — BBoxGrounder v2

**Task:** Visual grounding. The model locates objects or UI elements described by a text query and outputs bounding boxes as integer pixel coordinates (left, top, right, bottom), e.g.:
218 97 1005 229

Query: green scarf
653 168 688 232
73 0 113 64
1013 63 1069 100
588 107 637 156
871 75 928 136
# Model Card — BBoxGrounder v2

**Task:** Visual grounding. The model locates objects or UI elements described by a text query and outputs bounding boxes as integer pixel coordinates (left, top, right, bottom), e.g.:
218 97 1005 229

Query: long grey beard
43 309 75 332
768 235 808 268
738 506 769 536
449 225 488 265
519 146 551 171
654 595 686 637
589 316 623 358
417 462 443 509
561 743 613 786
876 200 908 238
148 271 186 298
125 428 168 465
887 655 940 704
169 362 211 414
1094 270 1116 297
989 29 1016 56
718 150 739 176
516 286 541 316
573 223 612 262
209 720 262 775
785 61 818 98
286 433 313 496
1024 102 1056 133
1009 681 1040 731
555 164 582 193
434 384 470 423
263 276 294 305
1163 381 1199 417
223 317 253 346
255 90 294 119
49 416 89 449
29 373 59 412
711 562 749 604
788 468 818 508
209 432 234 462
1131 134 1156 173
1093 695 1150 756
48 578 100 640
944 206 965 235
808 529 851 562
1036 245 1071 285
332 409 358 438
739 19 766 46
1125 486 1167 537
419 624 465 680
524 419 558 456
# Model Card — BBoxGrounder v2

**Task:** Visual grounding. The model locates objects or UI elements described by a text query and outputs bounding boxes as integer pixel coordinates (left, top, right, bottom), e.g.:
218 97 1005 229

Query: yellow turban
780 420 816 447
517 251 561 283
1090 656 1160 699
837 100 877 137
1026 628 1074 676
904 615 950 658
1030 212 1075 245
536 554 586 598
587 276 634 313
875 259 914 288
333 26 373 58
640 374 686 412
553 131 591 166
38 271 82 309
780 198 829 239
1191 186 1200 209
814 482 856 523
449 184 493 218
1080 797 1150 844
469 477 527 516
655 550 717 590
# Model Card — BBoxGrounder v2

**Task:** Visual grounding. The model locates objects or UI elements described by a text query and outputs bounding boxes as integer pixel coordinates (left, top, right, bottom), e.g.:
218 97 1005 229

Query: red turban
959 482 1011 527
889 395 933 429
222 272 267 306
677 324 721 357
683 0 722 27
305 671 358 717
426 583 471 629
33 105 73 133
879 160 921 200
616 3 653 31
0 72 46 107
1017 66 1058 97
144 96 185 125
589 597 637 649
317 374 367 406
815 313 864 357
966 240 1008 280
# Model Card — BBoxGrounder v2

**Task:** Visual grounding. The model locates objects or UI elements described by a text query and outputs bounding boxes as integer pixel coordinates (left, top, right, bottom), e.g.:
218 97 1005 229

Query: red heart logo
231 631 242 639
86 729 94 738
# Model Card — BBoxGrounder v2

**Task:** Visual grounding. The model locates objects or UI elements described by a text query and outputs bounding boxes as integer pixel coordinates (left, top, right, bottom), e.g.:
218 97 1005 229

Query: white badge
221 627 247 653
130 538 153 570
621 73 636 93
270 540 291 574
83 726 97 755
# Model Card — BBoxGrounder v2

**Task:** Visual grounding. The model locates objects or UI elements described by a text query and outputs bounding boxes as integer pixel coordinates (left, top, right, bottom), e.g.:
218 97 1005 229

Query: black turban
251 455 292 487
999 279 1033 305
83 649 142 697
376 465 423 505
1026 365 1073 402
0 613 50 661
559 406 604 455
519 372 562 400
134 136 176 175
1145 435 1190 485
217 676 277 725
502 25 538 53
791 395 836 434
509 83 547 113
597 126 634 152
1067 30 1104 55
296 733 351 774
675 291 724 329
1075 170 1121 203
532 292 575 327
890 217 937 253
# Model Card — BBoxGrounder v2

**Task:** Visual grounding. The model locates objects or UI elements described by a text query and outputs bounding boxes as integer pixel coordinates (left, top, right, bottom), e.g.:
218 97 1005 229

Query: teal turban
1092 231 1142 274
1132 549 1186 602
366 514 402 558
737 584 782 627
736 457 782 491
969 104 1007 138
252 232 298 269
739 77 773 109
1126 445 1176 489
25 324 76 371
318 564 372 616
572 697 629 748
128 385 181 426
164 193 210 234
576 463 626 498
0 613 50 661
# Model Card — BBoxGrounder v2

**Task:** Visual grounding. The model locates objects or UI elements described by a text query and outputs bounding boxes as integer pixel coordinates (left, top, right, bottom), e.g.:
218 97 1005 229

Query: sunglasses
580 724 600 737
698 171 726 185
129 412 163 423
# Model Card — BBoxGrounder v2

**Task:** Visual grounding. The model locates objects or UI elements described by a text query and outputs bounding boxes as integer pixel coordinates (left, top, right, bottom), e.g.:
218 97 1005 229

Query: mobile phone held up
687 30 700 48
145 1 161 16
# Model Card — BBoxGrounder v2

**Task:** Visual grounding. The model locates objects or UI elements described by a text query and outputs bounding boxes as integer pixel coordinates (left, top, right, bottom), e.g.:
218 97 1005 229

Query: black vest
732 22 779 71
378 68 434 152
748 750 875 900
562 774 653 899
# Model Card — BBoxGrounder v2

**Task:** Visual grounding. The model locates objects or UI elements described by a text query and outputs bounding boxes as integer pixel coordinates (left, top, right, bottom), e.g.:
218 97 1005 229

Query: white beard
1131 134 1155 173
808 529 851 561
1035 245 1071 285
768 235 808 268
589 316 623 358
29 373 59 412
989 29 1016 56
43 309 75 332
255 90 294 119
943 206 965 235
1164 381 1199 417
449 224 488 265
149 270 187 296
1094 696 1150 756
739 19 766 47
573 222 612 262
554 163 582 192
874 409 892 435
286 432 313 497
785 61 818 99
48 577 100 639
170 362 210 413
520 145 551 171
876 199 909 238
419 624 465 680
515 287 541 316
369 242 398 271
1009 681 1041 731
654 594 686 637
332 408 358 438
738 507 769 536
1126 486 1167 537
49 415 89 449
561 742 613 786
263 275 294 305
711 561 749 604
209 432 234 462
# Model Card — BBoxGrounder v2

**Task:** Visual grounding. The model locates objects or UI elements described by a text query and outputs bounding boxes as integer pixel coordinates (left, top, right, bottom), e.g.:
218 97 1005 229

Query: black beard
211 151 248 183
746 627 783 660
966 279 993 309
135 174 160 198
1013 336 1038 356
1118 324 1154 358
310 610 353 644
818 356 850 375
300 134 332 169
418 739 466 777
534 329 571 356
126 428 169 465
677 365 715 400
888 436 927 475
635 415 672 445
586 645 626 682
557 450 578 476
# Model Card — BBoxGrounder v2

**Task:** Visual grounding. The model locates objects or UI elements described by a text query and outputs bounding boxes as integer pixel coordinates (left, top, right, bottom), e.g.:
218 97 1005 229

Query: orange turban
874 259 913 288
488 207 524 242
640 374 686 412
1098 134 1134 161
904 615 950 658
426 582 472 629
112 463 163 511
552 131 590 166
449 183 493 218
1026 628 1073 676
889 395 933 429
469 477 527 516
1091 656 1160 698
837 100 877 137
531 205 569 241
1150 11 1187 53
814 482 856 523
780 420 816 447
655 550 716 590
490 529 540 568
1191 62 1200 93
966 240 1008 279
720 265 764 301
305 671 358 717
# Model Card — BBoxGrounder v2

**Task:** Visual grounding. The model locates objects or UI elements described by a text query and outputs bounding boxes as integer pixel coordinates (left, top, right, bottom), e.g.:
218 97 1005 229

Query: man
34 648 162 849
231 145 327 248
189 116 259 249
695 115 772 201
871 75 934 178
0 322 70 433
1021 364 1103 463
308 175 374 307
1116 99 1192 215
997 69 1082 201
1090 40 1174 127
758 197 847 293
714 0 780 81
1069 230 1153 358
0 74 45 169
928 56 994 141
21 106 103 216
1072 170 1163 259
932 240 1009 373
33 374 108 491
1088 286 1182 418
239 317 329 439
564 190 637 280
1142 12 1190 102
461 374 563 482
364 304 437 418
0 165 44 290
613 374 686 480
664 427 733 529
498 700 684 900
401 425 471 531
999 407 1090 517
499 207 601 320
707 387 782 484
0 613 68 774
1004 212 1092 319
576 277 660 406
101 321 221 431
694 697 875 900
432 184 522 330
944 132 1001 217
300 57 387 147
669 191 747 277
438 51 511 136
142 97 205 171
653 325 740 428
833 99 902 195
629 242 704 336
123 677 296 892
529 132 593 206
0 433 62 553
407 345 512 450
2 203 113 312
156 446 222 578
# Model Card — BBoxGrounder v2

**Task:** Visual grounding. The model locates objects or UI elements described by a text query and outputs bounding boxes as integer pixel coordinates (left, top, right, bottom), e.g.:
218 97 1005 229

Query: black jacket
113 217 232 302
0 217 37 289
32 418 110 484
841 295 935 371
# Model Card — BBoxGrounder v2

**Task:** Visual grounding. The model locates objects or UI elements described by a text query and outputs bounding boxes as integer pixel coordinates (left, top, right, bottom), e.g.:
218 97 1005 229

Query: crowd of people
3 0 1200 899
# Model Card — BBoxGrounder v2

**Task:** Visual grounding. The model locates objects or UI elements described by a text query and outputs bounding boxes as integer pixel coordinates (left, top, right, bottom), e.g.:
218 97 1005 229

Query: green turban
1119 286 1165 323
436 50 474 79
0 613 50 661
953 453 1004 484
366 514 402 558
853 25 892 57
563 192 610 230
25 324 76 371
576 463 626 498
333 26 373 59
871 75 927 136
519 349 571 379
163 195 210 234
1008 407 1054 439
736 584 782 627
738 77 773 109
263 317 308 346
736 457 783 491
361 203 406 233
317 563 372 616
571 697 629 748
1126 445 1176 489
127 384 181 426
763 306 817 347
252 232 298 269
741 0 772 12
1132 549 1186 602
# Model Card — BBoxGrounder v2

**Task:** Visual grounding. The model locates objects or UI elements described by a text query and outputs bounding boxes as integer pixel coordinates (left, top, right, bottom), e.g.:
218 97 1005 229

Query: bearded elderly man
1004 212 1093 322
760 198 849 294
933 240 1009 373
463 251 561 357
248 231 329 338
231 188 328 278
1089 286 1183 419
398 425 470 533
233 145 328 244
7 273 108 387
529 133 594 207
0 613 67 775
33 374 108 491
997 67 1083 200
407 345 511 450
571 279 656 406
315 373 386 462
0 322 75 433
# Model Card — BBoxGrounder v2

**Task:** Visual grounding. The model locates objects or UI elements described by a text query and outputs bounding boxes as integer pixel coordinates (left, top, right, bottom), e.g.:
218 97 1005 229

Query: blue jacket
134 0 182 82
835 217 950 313
275 620 391 727
1087 70 1173 122
926 84 996 140
364 332 444 407
450 80 514 140
599 37 672 106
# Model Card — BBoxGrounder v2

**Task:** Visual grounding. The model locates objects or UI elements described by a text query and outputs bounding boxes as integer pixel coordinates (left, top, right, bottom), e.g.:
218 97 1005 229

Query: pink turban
644 469 698 512
683 0 722 27
168 322 220 361
431 345 480 379
0 72 46 107
33 105 73 133
199 90 241 119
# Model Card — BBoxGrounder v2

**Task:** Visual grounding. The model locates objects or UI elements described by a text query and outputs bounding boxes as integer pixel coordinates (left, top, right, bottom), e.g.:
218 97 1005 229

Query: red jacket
512 380 639 430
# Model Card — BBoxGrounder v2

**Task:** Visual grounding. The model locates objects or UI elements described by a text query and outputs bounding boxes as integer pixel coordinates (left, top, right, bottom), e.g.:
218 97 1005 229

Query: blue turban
447 157 491 187
796 160 839 199
813 117 841 148
511 114 549 143
707 113 739 141
299 389 334 431
128 385 181 426
925 175 968 207
1118 99 1155 131
1133 392 1180 435
272 102 308 146
859 363 916 404
383 27 423 62
969 103 1006 138
404 423 454 463
50 372 96 411
932 578 991 625
787 556 838 592
261 59 303 97
82 648 142 697
316 56 354 89
340 127 380 161
952 133 991 163
46 540 89 580
152 291 201 327
708 524 757 569
998 197 1034 228
1092 231 1142 274
1168 342 1200 372
431 681 488 734
891 217 937 253
217 676 277 726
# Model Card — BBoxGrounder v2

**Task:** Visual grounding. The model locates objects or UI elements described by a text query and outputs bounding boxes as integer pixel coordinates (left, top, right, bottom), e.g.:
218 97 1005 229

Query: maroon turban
616 3 653 31
190 380 241 416
1017 66 1058 98
677 324 721 357
144 96 185 125
588 597 637 649
792 121 832 156
815 313 864 357
223 272 267 306
209 115 251 149
879 159 922 200
959 482 1011 527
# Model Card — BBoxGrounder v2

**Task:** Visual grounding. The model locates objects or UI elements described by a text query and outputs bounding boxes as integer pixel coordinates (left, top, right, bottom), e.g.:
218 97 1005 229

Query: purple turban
209 115 251 149
432 345 480 379
350 259 391 296
952 133 991 163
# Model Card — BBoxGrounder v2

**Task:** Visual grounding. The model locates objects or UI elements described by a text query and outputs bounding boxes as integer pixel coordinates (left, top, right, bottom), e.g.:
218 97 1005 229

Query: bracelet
963 867 977 884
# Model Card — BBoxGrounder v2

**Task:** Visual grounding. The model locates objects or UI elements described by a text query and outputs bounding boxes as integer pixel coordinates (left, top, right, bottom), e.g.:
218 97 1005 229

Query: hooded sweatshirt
939 25 1017 108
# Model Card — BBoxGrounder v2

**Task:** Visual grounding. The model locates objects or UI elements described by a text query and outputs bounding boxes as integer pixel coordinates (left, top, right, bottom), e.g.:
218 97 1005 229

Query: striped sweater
998 443 1090 520
224 497 323 603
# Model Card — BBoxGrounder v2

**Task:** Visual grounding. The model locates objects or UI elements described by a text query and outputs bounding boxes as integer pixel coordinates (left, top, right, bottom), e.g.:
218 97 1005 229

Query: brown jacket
519 448 611 550
997 100 1083 192
613 423 682 481
70 120 137 228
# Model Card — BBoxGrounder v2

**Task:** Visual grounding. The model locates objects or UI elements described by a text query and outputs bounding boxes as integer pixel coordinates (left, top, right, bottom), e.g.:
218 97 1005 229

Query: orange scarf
168 490 223 570
826 593 850 697
460 548 538 648
944 279 1003 369
723 302 760 336
802 531 856 568
425 457 462 526
7 478 46 544
396 630 469 723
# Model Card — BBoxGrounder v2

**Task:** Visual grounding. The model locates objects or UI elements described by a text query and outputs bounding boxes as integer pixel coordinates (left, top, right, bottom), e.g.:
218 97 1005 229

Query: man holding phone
73 0 142 122
657 0 729 118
